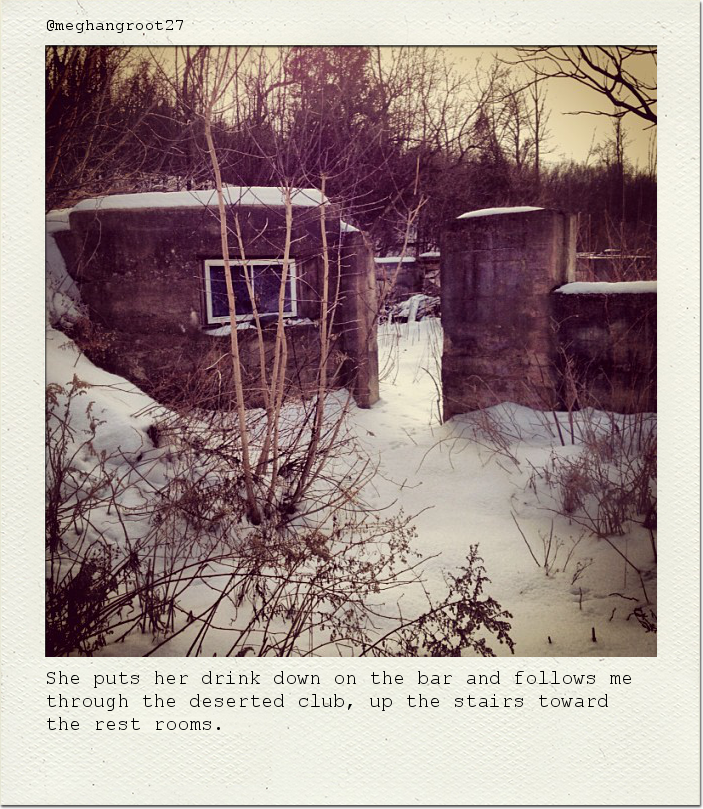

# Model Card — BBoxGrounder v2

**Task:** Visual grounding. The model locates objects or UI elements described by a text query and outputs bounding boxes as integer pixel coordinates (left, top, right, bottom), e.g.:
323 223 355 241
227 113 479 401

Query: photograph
45 45 657 658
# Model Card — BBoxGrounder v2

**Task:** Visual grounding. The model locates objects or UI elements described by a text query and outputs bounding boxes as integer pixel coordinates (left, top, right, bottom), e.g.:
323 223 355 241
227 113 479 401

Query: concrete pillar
440 207 577 419
339 231 380 408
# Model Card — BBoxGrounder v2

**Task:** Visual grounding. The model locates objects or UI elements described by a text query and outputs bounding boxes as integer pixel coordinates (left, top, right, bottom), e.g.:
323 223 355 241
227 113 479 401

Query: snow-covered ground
46 217 656 657
353 319 656 656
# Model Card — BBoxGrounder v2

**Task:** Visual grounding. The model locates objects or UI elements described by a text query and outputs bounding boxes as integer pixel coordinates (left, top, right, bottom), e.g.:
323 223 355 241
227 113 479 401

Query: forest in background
46 46 656 266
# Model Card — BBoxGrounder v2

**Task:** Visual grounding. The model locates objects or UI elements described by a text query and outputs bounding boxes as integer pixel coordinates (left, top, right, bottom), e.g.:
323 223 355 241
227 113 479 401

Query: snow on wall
47 327 158 464
375 256 416 264
458 206 544 219
555 281 657 295
46 209 86 327
203 318 314 336
71 186 328 212
46 208 73 232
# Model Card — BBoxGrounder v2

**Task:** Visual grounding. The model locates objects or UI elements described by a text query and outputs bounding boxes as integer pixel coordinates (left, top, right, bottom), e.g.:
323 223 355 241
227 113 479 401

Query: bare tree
497 71 551 191
45 47 173 210
513 47 657 125
527 79 551 188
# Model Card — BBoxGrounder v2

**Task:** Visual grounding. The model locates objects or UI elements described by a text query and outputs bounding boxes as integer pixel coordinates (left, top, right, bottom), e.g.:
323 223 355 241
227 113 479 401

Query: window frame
203 258 298 325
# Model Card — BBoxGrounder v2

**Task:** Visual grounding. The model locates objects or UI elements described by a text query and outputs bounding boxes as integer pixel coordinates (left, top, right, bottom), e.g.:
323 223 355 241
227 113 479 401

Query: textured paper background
0 1 699 805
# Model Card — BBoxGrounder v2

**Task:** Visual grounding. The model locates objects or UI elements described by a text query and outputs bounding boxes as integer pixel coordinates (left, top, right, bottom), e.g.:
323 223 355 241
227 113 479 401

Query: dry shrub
63 316 117 368
548 413 656 539
47 377 515 657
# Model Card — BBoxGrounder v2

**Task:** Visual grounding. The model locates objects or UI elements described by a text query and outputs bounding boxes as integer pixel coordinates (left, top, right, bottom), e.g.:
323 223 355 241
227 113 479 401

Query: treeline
46 46 656 259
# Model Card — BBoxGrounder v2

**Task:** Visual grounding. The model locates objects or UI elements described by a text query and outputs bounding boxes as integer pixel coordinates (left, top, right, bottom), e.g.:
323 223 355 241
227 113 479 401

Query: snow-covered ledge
71 186 328 211
457 206 543 219
555 281 657 295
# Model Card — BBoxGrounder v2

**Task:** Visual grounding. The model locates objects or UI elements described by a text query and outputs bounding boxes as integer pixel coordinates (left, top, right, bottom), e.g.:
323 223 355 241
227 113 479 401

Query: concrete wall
439 208 656 417
58 201 379 408
374 254 441 303
375 257 422 303
419 253 441 296
575 252 654 282
440 208 577 418
551 288 656 412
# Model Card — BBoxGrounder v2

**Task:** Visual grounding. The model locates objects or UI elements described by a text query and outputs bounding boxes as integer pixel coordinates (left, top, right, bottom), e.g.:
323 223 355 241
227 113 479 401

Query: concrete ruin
552 282 657 412
440 207 577 416
375 253 442 304
53 193 655 421
440 207 656 417
575 250 654 282
54 188 379 409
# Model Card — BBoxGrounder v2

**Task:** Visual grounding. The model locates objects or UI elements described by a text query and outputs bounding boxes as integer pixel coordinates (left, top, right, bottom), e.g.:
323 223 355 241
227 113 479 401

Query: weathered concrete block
55 194 380 409
440 208 577 418
551 286 656 412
